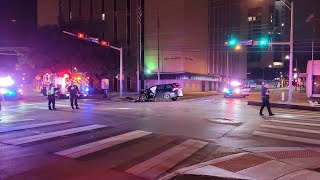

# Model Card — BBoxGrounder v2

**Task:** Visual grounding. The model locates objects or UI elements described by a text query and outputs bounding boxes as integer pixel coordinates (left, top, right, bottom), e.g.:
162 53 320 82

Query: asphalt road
0 95 319 179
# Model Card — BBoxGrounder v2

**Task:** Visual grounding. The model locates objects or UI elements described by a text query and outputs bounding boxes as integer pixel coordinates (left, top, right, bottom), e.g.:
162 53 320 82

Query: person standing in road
259 83 275 116
47 83 56 110
68 82 80 109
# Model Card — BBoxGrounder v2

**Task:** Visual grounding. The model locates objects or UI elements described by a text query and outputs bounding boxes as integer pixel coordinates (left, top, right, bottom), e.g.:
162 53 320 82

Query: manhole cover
208 118 242 125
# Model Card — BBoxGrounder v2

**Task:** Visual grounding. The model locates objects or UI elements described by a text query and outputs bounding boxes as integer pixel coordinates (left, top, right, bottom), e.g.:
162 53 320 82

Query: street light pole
62 31 124 97
280 0 294 103
288 2 294 103
157 8 160 85
109 45 123 97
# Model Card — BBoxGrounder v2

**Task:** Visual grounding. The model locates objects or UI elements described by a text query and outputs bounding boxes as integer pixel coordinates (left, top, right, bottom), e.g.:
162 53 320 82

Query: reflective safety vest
47 87 55 95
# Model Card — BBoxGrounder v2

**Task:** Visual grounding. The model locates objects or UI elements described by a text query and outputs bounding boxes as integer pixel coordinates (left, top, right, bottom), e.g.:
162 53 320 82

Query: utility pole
157 8 160 85
280 0 294 103
288 2 294 103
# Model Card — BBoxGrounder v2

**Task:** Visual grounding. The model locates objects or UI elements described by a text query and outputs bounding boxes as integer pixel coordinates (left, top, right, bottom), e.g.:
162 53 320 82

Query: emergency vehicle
42 72 90 98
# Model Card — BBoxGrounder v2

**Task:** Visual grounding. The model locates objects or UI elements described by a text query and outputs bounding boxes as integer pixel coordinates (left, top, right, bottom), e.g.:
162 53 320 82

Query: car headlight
223 88 230 94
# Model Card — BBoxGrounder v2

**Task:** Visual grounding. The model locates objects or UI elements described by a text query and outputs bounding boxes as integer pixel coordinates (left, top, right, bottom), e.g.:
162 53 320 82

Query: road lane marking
253 131 320 145
267 120 320 127
0 119 37 124
261 124 320 135
2 124 107 145
0 121 70 133
55 130 151 158
126 139 208 179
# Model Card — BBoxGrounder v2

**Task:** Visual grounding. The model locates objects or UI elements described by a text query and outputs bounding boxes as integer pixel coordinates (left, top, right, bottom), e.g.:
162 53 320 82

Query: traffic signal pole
63 31 124 97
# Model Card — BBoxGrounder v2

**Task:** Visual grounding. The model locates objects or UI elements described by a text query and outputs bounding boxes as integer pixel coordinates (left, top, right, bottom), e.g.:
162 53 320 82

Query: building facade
38 0 268 92
143 0 249 92
38 0 141 92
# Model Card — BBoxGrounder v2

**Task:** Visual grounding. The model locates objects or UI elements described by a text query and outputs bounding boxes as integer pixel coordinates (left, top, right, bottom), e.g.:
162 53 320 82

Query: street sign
238 40 253 46
35 75 41 81
88 37 100 44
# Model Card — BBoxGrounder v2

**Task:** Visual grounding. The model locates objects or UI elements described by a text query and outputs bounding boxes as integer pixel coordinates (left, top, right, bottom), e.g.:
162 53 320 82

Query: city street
1 94 320 179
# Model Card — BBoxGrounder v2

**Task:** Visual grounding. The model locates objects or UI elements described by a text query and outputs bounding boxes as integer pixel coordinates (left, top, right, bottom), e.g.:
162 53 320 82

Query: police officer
68 82 80 109
259 83 275 116
47 83 56 110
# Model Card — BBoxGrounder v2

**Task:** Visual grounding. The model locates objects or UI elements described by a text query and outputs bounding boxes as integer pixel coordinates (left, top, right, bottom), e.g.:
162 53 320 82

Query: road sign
88 37 100 44
238 40 253 46
35 75 41 81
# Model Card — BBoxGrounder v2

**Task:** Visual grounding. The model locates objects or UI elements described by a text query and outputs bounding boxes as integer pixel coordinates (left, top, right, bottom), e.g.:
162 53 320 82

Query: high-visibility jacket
47 87 55 95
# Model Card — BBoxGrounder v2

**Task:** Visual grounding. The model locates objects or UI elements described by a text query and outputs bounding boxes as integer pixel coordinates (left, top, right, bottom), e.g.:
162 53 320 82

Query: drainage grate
264 150 320 159
211 154 271 172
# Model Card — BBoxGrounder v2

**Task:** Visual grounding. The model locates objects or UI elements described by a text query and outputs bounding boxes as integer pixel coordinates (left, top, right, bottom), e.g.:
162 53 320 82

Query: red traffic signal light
101 40 110 46
77 32 87 39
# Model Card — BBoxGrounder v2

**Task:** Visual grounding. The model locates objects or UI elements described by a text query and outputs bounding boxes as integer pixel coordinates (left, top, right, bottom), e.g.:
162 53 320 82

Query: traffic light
228 38 238 47
101 40 110 46
77 32 88 39
258 37 269 46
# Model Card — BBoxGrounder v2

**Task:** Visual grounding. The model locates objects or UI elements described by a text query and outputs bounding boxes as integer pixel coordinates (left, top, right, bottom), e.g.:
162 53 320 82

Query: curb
248 101 320 111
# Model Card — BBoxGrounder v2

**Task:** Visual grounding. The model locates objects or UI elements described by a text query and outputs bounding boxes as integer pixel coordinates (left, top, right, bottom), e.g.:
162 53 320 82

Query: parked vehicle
139 83 183 102
223 81 250 98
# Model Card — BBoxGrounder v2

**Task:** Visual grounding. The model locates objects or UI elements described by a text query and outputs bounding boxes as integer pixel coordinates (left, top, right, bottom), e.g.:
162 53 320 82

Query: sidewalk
164 147 320 180
247 89 320 111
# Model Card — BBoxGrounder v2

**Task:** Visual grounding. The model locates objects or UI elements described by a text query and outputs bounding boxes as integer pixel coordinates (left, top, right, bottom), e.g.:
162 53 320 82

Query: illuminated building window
102 13 106 21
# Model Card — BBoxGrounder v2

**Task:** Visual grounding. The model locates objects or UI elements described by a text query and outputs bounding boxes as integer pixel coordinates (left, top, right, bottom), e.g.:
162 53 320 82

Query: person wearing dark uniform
47 83 56 110
259 83 275 116
68 82 80 109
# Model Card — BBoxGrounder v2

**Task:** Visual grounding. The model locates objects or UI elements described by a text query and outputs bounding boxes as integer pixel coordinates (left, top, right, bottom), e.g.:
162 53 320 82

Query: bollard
281 91 285 101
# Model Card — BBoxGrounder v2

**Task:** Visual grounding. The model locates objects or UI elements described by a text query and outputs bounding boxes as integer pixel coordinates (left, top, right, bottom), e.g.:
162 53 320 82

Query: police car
0 76 23 100
223 81 250 98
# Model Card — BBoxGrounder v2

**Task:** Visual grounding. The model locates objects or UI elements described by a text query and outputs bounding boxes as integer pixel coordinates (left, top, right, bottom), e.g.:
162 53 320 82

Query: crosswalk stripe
267 120 320 127
141 140 208 179
55 130 152 158
0 119 37 124
260 124 320 135
253 131 320 145
2 124 107 145
0 121 70 133
125 139 208 178
274 114 320 119
272 109 320 115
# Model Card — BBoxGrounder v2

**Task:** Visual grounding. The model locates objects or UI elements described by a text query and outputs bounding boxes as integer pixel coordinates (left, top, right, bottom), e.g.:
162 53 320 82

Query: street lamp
280 0 294 103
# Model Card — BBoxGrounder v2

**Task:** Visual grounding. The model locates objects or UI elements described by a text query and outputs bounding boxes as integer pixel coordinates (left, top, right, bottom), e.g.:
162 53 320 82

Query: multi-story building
144 0 249 92
208 0 247 82
38 0 141 92
39 0 275 92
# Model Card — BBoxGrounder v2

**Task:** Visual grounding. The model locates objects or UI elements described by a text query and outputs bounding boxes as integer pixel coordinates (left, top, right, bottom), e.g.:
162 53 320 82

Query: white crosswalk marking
267 120 320 127
254 109 320 145
55 130 152 158
126 139 208 179
2 124 107 145
0 121 70 133
260 124 320 135
253 131 320 145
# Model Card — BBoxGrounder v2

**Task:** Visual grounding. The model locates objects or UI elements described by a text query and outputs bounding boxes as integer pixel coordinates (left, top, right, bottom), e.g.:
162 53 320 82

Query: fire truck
42 72 90 98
